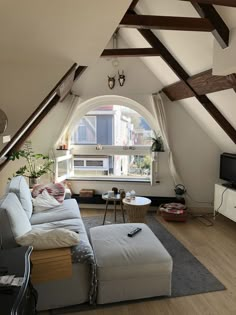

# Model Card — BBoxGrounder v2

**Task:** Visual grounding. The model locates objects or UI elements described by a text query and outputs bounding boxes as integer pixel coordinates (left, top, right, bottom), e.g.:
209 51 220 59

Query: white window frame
55 154 73 182
70 144 156 183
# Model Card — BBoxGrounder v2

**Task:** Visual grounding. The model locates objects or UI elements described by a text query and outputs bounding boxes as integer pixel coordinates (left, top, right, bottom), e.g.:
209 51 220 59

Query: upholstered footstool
90 223 173 304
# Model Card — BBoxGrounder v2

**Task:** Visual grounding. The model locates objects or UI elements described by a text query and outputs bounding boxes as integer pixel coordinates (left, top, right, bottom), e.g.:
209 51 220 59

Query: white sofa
0 176 93 311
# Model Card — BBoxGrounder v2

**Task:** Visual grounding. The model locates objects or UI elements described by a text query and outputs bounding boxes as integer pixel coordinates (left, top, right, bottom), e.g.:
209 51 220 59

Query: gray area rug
83 214 225 298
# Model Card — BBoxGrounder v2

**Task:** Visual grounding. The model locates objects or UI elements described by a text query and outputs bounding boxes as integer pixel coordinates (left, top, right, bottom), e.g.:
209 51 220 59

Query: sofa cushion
32 218 89 243
0 192 32 240
16 228 80 250
30 199 81 225
7 176 33 219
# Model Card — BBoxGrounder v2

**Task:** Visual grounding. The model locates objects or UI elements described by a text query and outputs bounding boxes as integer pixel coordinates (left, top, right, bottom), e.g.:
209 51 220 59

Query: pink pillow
31 183 65 204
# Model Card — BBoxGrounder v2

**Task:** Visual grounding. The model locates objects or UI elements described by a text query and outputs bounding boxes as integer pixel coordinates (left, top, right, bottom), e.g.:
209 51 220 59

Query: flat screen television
220 153 236 188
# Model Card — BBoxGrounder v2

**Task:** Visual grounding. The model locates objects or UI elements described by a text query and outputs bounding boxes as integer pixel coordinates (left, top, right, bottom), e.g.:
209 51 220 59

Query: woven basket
124 203 150 223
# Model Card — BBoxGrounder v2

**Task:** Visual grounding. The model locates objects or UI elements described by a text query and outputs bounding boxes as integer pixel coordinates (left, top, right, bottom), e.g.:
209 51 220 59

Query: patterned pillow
31 183 65 204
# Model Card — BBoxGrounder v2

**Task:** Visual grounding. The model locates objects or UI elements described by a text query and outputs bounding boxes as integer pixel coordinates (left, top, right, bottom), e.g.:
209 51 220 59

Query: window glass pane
58 160 68 177
71 105 153 146
71 116 96 144
73 154 151 179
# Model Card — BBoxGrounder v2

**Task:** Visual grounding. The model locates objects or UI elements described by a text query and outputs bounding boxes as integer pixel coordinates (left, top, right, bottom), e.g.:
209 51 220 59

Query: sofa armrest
31 248 72 284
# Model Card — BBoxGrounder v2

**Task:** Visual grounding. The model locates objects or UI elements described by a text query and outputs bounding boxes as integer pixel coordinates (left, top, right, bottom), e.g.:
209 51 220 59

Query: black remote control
128 227 142 237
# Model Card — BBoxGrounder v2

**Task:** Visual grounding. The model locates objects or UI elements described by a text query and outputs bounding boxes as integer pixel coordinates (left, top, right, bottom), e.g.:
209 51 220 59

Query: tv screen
220 153 236 187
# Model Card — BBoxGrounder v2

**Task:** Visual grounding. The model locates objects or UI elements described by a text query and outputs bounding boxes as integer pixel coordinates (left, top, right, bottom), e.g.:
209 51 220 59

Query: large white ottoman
90 223 173 304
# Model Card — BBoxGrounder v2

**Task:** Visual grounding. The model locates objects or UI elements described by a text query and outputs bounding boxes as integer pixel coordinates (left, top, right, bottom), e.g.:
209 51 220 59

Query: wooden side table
102 193 125 225
123 196 151 223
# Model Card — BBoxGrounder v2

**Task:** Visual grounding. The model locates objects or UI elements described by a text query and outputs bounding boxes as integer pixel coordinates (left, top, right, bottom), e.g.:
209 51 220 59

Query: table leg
114 200 117 222
121 202 125 223
103 200 109 225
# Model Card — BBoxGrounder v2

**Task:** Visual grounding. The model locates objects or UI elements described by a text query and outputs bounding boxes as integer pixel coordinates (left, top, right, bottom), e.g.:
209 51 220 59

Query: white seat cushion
90 223 173 304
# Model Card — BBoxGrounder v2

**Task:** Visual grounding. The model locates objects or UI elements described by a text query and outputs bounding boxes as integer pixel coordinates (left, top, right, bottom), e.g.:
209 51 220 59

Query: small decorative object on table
130 190 136 200
119 189 126 200
126 191 131 201
112 187 118 195
159 203 188 222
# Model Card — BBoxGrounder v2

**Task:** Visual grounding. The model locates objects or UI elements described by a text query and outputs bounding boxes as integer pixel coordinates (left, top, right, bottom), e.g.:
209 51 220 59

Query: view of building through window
70 105 154 180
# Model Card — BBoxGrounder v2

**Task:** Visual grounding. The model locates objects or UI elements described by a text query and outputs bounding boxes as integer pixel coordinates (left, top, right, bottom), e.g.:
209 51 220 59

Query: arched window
70 104 154 181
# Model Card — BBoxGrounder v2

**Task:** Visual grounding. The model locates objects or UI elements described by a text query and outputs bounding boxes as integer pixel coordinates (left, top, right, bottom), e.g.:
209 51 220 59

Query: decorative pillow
32 183 65 203
15 228 80 250
32 189 61 212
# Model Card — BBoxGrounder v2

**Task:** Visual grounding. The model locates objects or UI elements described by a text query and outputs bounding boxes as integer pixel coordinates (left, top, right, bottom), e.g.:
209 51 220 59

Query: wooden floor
40 209 236 315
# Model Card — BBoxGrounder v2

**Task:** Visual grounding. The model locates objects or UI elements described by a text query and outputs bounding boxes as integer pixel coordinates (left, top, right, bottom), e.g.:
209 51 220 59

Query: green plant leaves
8 142 54 178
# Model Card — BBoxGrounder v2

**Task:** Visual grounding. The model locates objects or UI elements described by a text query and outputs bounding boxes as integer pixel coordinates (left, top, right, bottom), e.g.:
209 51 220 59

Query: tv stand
214 184 236 222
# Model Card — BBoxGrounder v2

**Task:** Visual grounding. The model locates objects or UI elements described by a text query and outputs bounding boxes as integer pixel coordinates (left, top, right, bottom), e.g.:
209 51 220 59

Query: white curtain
151 93 183 186
56 94 81 147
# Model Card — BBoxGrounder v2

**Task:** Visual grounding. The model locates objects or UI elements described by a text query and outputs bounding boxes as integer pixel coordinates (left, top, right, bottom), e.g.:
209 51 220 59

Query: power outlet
3 135 11 143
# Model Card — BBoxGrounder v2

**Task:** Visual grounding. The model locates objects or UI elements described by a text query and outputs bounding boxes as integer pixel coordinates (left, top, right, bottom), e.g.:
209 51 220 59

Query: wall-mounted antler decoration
118 70 126 87
108 75 116 89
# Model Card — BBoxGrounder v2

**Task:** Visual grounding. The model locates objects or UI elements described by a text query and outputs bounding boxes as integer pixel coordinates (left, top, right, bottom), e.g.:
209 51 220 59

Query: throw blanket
71 240 97 304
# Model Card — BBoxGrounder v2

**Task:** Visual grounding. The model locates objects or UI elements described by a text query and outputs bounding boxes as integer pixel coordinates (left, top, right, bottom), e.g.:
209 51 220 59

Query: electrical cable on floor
187 188 228 226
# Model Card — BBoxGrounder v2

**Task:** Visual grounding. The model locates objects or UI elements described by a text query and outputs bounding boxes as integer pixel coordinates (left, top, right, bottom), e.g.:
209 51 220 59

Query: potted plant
9 141 54 187
151 132 164 161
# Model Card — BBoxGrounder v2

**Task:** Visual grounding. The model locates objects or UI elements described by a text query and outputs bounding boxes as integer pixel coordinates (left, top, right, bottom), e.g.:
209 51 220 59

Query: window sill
67 176 160 184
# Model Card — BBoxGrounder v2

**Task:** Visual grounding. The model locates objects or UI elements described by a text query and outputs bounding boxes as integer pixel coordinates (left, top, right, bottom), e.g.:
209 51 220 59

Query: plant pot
29 177 39 188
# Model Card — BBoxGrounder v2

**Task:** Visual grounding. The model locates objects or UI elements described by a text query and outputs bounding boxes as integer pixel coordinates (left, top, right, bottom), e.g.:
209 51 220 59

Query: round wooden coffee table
122 196 151 223
102 193 125 225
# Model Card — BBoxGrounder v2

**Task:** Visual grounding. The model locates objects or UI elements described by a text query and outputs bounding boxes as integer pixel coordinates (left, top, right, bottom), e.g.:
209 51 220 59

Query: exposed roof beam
138 27 236 143
120 14 214 32
163 70 236 101
128 0 140 10
138 29 190 81
181 0 236 7
74 66 87 81
101 48 160 57
163 81 194 101
0 63 88 170
189 2 229 48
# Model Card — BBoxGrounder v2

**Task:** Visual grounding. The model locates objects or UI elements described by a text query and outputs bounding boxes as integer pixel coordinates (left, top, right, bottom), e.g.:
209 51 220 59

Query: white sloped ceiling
118 0 236 153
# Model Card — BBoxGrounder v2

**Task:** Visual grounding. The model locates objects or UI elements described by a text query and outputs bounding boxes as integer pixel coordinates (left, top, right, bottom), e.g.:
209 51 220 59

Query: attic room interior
1 0 236 314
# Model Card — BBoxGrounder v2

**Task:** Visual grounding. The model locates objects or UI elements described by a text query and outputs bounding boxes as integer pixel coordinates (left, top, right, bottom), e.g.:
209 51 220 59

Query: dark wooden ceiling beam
0 63 88 167
197 94 236 143
163 81 195 101
74 66 87 81
138 28 190 81
138 27 236 143
128 0 140 10
181 0 236 7
101 48 161 57
163 70 236 101
120 14 214 31
189 2 229 48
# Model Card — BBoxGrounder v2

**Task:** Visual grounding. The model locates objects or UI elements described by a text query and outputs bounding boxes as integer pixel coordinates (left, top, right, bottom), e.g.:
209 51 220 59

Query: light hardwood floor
40 209 236 315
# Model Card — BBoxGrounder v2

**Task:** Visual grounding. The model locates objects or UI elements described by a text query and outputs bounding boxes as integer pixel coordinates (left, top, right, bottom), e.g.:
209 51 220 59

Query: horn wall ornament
108 75 116 89
118 70 126 87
